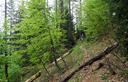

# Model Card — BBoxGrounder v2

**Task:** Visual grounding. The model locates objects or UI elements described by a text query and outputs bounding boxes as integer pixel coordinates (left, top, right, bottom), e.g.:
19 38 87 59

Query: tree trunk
26 40 50 76
4 0 9 81
60 42 118 82
46 0 61 71
25 71 41 82
68 0 75 46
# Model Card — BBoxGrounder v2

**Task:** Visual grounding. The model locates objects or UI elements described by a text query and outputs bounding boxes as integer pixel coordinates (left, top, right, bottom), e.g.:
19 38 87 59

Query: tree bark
25 50 72 82
45 0 61 71
25 71 41 82
4 0 9 81
60 42 118 82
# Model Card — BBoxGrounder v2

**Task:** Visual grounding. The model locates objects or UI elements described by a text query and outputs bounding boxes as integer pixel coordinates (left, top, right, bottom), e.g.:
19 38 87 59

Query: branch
60 42 118 82
25 49 72 82
25 71 41 82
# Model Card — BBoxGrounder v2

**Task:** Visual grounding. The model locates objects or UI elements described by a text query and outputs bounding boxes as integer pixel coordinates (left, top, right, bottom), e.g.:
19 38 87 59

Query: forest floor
66 35 128 82
70 36 128 82
26 35 128 82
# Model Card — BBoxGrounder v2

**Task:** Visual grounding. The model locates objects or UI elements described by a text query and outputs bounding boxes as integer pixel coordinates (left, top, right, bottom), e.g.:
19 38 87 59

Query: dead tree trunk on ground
60 42 118 82
25 71 41 82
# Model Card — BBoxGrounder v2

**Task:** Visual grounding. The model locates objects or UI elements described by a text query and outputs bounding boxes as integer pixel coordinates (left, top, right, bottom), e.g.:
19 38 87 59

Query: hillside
0 0 128 82
25 35 128 82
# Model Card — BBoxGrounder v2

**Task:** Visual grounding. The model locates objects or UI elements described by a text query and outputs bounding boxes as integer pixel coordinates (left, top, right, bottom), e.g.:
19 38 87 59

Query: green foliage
11 0 65 66
1 0 128 81
0 0 71 81
8 58 21 82
82 0 110 38
107 0 128 57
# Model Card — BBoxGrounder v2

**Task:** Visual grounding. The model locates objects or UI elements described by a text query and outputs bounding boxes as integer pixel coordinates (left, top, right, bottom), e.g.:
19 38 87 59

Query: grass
67 37 115 82
22 40 86 82
22 36 118 82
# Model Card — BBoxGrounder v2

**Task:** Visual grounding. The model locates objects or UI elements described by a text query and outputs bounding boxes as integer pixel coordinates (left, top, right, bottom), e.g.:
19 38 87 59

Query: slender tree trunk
60 55 68 68
68 0 75 46
55 0 67 68
79 0 82 27
5 63 8 81
55 0 57 13
21 30 50 76
40 58 50 76
29 43 50 76
45 0 61 71
4 0 9 81
59 0 75 47
9 0 14 56
48 28 61 71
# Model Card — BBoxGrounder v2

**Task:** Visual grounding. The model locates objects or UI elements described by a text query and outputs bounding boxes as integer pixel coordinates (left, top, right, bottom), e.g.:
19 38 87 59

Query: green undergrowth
22 38 115 82
68 38 115 82
22 40 86 82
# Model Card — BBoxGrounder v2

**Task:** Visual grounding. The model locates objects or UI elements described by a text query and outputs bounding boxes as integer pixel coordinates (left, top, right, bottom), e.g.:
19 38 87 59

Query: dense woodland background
0 0 128 82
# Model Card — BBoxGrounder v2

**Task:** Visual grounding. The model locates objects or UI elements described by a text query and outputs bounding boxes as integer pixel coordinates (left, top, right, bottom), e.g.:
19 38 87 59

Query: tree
82 0 110 39
2 0 22 81
59 0 75 48
107 0 128 57
10 0 67 74
3 0 9 81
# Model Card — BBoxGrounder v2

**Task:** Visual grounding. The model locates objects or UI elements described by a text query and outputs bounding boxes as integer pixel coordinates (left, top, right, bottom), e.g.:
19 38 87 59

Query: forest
0 0 128 82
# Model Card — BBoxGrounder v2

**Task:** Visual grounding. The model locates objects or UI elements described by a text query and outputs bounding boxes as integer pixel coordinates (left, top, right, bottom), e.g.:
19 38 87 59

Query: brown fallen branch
52 49 72 65
47 49 72 68
60 42 118 82
25 50 72 82
25 71 41 82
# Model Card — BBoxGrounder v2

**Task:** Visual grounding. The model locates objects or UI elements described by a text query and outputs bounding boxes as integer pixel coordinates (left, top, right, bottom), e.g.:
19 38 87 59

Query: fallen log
25 71 41 82
25 49 72 82
60 42 118 82
52 49 72 65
